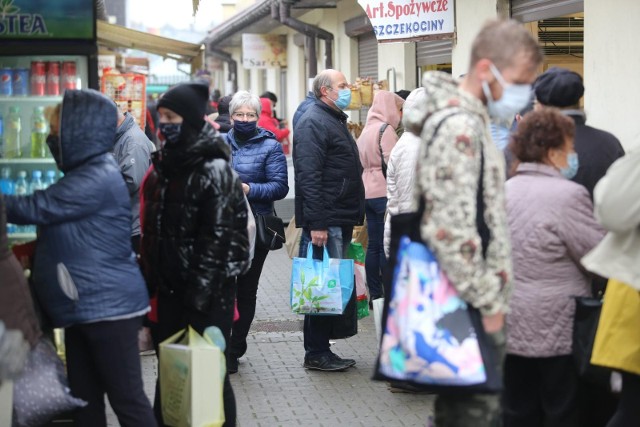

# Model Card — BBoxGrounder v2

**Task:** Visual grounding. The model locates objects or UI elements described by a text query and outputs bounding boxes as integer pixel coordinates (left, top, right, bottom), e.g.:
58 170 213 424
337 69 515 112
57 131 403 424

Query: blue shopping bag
291 244 354 315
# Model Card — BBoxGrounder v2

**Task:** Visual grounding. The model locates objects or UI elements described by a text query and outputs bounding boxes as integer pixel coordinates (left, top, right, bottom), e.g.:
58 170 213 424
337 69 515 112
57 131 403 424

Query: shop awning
97 21 205 68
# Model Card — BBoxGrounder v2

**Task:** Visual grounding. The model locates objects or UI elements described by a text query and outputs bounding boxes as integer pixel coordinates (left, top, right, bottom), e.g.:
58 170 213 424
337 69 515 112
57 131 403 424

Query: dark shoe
303 353 351 371
228 357 239 374
329 352 356 367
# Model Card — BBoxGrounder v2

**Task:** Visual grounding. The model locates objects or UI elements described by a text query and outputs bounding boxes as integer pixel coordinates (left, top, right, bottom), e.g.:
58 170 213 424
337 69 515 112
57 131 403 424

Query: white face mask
482 62 532 120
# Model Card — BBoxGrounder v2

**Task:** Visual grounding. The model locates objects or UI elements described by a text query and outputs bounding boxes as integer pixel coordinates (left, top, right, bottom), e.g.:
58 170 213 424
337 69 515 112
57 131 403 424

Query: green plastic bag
347 242 369 319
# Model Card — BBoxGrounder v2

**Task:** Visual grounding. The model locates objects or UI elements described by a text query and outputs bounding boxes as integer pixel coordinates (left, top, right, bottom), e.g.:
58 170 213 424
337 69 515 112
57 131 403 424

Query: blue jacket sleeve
247 142 289 202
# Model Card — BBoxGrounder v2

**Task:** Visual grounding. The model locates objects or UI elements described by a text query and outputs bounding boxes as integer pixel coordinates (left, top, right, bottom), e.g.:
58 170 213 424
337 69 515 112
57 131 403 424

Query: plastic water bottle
0 167 15 234
43 170 56 189
29 170 44 194
5 106 22 159
14 171 29 233
30 106 49 158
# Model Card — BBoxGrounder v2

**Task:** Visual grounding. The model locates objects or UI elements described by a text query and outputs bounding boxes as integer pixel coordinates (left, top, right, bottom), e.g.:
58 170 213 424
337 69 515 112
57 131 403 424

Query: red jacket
258 98 289 142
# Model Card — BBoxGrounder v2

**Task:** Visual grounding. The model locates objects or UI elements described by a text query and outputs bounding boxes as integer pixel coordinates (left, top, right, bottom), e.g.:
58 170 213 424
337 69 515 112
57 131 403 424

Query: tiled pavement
108 247 433 426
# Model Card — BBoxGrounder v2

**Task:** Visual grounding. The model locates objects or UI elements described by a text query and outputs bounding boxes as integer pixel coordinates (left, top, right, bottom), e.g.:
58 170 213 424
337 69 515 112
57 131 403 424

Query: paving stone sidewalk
108 247 433 426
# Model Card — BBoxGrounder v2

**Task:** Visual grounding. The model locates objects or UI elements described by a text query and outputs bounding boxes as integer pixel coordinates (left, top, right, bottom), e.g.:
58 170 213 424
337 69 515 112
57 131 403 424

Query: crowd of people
0 17 638 427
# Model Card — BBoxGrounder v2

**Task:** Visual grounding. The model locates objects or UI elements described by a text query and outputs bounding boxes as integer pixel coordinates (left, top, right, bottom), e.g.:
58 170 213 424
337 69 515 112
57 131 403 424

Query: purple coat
505 163 605 357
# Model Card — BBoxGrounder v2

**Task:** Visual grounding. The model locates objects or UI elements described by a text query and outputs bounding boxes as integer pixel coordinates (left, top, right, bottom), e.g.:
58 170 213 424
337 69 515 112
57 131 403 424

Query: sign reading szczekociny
357 0 454 42
242 34 287 69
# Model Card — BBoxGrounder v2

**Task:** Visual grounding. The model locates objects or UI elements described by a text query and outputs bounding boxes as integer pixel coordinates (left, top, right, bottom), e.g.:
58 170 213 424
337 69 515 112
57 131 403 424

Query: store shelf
7 232 36 241
0 95 63 103
0 158 55 164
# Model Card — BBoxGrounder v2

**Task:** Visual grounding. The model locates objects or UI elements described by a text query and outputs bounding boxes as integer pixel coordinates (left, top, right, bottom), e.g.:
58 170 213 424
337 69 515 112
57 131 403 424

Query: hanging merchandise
100 71 147 131
343 78 390 110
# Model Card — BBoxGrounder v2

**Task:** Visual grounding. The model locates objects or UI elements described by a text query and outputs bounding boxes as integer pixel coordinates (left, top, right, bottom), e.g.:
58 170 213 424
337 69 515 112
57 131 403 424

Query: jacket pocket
56 263 79 301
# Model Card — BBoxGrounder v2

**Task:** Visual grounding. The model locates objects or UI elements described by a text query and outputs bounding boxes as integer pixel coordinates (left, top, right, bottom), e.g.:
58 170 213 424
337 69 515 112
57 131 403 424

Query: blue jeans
299 226 353 357
365 197 387 300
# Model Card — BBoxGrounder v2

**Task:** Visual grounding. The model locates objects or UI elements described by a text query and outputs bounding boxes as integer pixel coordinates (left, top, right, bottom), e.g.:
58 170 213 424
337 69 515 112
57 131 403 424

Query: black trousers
503 354 580 427
230 247 269 359
151 288 237 427
607 372 640 427
65 316 156 427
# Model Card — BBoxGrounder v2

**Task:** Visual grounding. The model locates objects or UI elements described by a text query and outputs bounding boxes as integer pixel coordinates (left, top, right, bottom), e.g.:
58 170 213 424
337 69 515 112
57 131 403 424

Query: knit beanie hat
158 82 209 130
534 67 584 107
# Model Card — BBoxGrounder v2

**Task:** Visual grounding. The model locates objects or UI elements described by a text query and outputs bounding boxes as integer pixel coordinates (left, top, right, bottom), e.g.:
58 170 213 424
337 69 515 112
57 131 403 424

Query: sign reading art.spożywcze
0 0 95 40
357 0 454 43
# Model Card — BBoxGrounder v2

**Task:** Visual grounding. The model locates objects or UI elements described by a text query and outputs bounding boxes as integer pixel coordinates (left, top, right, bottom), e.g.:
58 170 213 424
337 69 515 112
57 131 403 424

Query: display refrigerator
0 0 98 242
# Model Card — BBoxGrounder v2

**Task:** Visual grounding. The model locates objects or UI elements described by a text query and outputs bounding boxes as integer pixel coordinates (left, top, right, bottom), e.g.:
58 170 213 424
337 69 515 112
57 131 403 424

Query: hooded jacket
293 100 365 230
140 122 250 313
225 127 288 216
356 91 404 199
407 71 513 316
258 98 290 142
113 113 154 237
5 89 150 328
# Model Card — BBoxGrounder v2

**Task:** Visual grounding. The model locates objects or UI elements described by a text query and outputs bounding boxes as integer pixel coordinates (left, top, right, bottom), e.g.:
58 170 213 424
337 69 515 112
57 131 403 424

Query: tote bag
159 327 225 427
291 243 354 315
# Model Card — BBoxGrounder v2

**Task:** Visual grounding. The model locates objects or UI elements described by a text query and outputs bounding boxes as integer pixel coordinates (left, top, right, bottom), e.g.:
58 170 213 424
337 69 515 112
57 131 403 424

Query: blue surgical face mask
482 63 532 121
560 152 579 179
233 120 257 135
329 88 351 110
158 123 182 146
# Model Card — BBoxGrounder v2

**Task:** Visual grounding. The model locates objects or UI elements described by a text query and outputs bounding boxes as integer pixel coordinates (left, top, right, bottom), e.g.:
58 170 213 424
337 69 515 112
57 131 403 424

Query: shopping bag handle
305 243 331 268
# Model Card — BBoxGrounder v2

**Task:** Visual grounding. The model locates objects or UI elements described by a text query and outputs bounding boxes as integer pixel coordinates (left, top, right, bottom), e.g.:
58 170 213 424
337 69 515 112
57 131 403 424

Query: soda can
61 61 77 91
46 61 60 96
12 68 29 96
0 68 13 96
30 61 46 96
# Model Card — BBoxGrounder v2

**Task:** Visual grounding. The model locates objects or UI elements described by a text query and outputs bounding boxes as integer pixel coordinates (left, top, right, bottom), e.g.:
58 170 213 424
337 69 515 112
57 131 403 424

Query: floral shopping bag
291 243 354 315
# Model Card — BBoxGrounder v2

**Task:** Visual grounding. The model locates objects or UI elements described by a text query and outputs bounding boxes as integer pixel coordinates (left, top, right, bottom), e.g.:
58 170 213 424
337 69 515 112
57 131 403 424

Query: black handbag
573 296 612 387
252 205 286 251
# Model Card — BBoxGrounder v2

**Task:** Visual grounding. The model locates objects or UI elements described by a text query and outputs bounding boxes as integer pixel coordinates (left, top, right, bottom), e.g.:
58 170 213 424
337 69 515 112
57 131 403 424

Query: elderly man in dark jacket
293 69 365 372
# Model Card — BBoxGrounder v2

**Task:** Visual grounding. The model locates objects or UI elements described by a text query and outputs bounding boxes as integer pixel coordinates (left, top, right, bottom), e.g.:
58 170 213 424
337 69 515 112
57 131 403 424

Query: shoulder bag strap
378 123 390 178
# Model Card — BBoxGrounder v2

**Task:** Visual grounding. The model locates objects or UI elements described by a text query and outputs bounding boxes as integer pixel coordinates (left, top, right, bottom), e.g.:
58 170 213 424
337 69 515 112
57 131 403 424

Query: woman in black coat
140 82 250 427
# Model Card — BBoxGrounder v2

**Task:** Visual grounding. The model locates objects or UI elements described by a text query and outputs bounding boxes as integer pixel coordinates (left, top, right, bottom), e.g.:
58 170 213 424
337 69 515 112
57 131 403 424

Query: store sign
0 0 94 40
242 34 287 69
358 0 454 42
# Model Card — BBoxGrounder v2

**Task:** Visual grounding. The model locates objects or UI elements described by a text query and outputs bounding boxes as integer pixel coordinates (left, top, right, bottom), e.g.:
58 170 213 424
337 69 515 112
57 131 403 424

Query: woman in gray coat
503 109 605 427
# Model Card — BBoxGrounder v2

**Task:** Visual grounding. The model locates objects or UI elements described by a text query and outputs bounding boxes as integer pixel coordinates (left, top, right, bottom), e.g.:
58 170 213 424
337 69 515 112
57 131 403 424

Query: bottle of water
29 170 44 194
43 170 56 189
14 170 29 233
5 106 22 159
0 167 15 234
31 106 49 158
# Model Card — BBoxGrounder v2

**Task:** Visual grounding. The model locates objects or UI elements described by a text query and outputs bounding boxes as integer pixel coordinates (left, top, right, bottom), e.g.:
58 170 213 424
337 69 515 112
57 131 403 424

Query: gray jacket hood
58 89 117 172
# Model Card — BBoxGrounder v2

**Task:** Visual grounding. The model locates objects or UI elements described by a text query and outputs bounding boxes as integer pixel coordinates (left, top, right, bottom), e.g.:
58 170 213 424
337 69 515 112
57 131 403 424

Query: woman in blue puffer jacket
225 90 288 374
4 89 156 427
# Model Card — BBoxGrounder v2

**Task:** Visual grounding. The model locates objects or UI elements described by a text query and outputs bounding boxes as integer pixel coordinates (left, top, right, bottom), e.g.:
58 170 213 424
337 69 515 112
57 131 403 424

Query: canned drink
46 61 60 96
30 61 46 96
61 61 77 91
0 68 13 96
12 68 29 96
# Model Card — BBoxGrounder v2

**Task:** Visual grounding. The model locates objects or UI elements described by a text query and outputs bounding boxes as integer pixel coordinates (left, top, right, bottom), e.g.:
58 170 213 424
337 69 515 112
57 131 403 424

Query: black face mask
46 134 61 164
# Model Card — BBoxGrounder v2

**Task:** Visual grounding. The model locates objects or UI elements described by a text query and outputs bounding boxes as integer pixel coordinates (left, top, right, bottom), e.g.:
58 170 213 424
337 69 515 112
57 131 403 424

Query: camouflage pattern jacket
406 71 513 316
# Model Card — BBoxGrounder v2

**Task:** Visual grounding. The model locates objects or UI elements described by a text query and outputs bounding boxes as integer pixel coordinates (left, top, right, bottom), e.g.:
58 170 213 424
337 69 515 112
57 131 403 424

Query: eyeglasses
232 112 258 120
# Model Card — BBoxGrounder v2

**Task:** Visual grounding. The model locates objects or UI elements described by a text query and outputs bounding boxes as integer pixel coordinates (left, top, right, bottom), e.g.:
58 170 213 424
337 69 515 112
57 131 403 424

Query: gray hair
229 90 261 116
312 70 335 98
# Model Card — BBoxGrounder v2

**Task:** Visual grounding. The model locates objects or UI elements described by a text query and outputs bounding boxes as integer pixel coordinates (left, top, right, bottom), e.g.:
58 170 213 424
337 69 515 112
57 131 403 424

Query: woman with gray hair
225 90 289 374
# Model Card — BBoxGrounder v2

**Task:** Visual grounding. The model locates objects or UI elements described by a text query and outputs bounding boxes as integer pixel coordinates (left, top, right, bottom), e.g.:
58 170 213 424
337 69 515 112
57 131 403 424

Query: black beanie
158 82 209 130
533 67 584 108
217 95 232 115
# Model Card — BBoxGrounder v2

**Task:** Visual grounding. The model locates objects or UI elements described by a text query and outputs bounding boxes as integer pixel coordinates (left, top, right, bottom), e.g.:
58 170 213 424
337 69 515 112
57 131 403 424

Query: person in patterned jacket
406 19 542 427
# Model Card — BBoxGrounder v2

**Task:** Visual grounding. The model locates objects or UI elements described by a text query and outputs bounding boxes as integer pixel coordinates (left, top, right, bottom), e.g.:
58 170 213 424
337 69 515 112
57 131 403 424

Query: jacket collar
315 99 348 123
115 113 136 140
515 162 564 179
562 109 586 126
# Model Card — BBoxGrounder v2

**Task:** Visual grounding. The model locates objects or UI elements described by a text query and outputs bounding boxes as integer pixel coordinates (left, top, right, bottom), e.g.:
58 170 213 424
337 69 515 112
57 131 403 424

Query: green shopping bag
159 327 225 427
291 243 354 315
347 242 370 319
